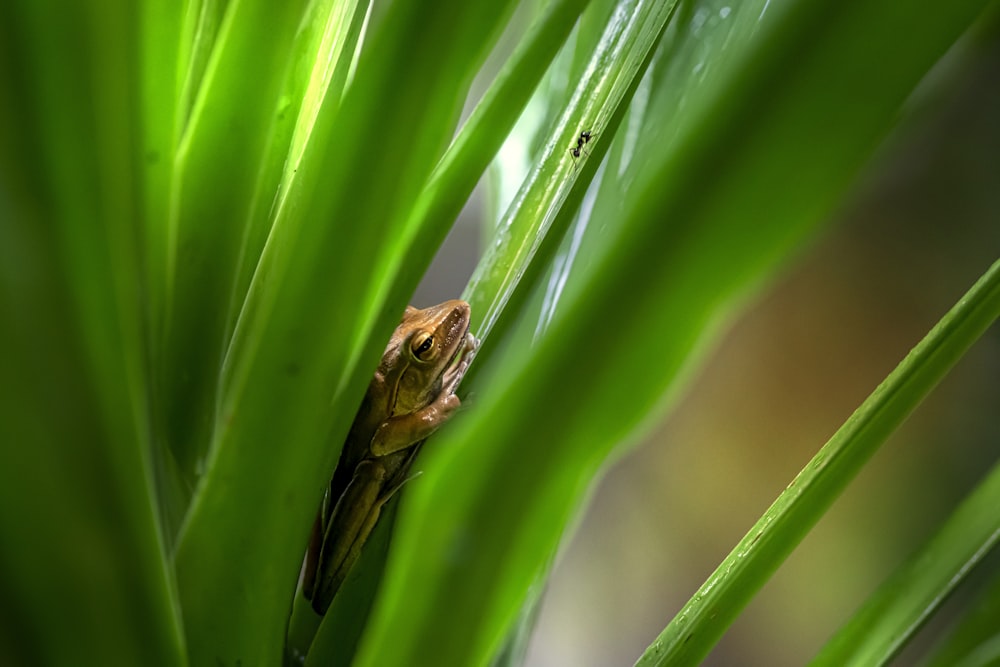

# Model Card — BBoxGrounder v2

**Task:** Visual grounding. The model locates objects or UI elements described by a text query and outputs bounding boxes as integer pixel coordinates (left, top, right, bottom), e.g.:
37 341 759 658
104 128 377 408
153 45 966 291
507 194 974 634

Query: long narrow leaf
925 564 1000 667
811 454 1000 665
0 2 187 663
465 0 679 342
227 0 374 353
380 0 593 317
161 0 313 481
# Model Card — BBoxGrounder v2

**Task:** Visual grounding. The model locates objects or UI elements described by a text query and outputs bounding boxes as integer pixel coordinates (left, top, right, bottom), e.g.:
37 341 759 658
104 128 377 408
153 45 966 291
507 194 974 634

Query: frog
301 299 478 614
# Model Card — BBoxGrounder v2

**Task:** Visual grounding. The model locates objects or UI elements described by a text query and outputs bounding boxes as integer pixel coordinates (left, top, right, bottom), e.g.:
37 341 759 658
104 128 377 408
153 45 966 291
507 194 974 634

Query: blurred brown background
415 24 1000 667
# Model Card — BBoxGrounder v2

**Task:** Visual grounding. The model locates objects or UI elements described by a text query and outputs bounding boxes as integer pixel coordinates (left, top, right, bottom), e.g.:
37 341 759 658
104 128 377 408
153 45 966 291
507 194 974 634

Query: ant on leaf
569 130 595 159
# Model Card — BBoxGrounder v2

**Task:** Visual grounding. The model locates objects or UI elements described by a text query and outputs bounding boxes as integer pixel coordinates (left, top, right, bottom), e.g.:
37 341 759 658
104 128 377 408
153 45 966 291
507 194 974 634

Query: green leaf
926 565 1000 667
227 0 373 357
160 0 315 481
811 455 1000 665
465 0 679 341
385 0 594 314
0 1 186 664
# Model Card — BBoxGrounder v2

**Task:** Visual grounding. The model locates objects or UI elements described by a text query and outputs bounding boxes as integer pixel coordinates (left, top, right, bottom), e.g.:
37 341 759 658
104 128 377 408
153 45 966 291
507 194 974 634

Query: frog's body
302 300 477 614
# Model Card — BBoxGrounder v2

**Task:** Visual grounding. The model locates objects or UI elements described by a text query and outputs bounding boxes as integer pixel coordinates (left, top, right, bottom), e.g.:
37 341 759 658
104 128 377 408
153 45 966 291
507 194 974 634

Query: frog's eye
411 332 436 361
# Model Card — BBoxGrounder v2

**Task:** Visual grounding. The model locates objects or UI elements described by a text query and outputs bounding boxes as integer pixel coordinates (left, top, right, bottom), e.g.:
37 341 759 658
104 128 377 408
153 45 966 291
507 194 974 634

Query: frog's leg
369 340 475 457
369 394 461 456
313 451 421 613
313 459 388 614
320 494 386 610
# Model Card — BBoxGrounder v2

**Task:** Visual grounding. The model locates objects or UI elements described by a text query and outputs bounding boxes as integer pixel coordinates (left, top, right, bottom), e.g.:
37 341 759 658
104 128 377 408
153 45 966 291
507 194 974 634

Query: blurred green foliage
0 0 996 665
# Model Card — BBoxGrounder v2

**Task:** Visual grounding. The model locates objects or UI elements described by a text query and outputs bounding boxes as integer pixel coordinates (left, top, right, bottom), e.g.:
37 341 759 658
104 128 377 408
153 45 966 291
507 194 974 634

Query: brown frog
302 300 478 614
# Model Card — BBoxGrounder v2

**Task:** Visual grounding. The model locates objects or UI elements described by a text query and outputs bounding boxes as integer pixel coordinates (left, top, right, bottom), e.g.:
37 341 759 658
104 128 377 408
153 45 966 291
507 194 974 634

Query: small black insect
569 130 595 159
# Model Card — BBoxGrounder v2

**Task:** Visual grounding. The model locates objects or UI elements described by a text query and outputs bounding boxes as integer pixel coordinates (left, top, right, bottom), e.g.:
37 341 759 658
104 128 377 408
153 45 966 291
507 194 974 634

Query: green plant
1 0 996 665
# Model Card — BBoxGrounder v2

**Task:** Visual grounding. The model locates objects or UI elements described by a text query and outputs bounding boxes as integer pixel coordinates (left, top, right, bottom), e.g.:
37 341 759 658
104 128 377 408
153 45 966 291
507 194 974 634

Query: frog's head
383 300 476 414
